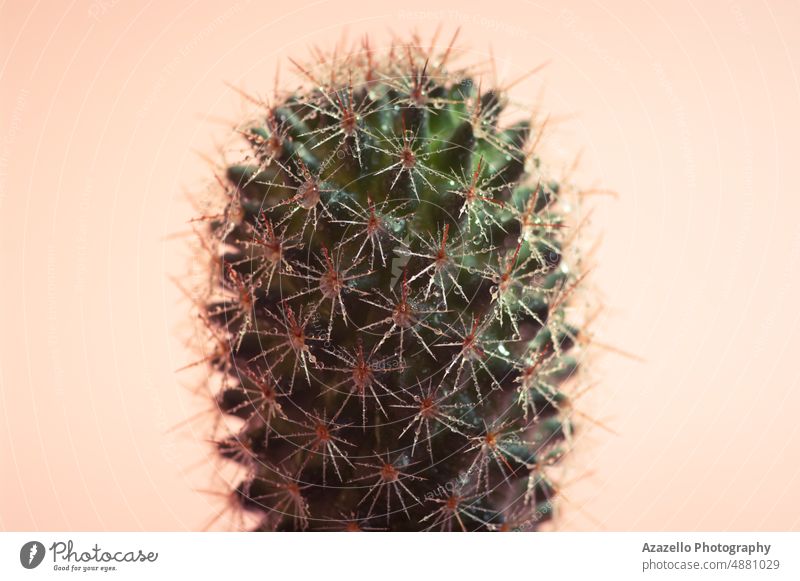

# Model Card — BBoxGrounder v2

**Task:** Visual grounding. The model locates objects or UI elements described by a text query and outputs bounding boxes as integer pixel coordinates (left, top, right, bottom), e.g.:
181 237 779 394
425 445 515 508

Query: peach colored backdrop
2 0 799 531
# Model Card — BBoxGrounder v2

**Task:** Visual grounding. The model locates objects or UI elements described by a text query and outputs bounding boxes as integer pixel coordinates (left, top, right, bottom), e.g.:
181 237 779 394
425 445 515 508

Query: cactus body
197 37 584 531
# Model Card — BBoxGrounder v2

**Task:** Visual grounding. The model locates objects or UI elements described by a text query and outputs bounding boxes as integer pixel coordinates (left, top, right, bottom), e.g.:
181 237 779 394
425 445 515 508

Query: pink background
2 0 799 531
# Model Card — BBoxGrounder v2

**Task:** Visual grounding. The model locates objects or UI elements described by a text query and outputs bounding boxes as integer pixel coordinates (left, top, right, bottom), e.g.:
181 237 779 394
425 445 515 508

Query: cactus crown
197 34 585 531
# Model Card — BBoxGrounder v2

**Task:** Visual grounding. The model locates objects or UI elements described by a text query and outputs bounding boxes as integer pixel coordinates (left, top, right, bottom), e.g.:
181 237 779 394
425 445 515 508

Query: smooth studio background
2 0 799 531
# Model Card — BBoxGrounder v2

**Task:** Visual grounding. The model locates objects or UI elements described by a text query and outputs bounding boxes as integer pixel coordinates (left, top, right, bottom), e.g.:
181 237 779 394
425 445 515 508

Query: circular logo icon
20 541 46 569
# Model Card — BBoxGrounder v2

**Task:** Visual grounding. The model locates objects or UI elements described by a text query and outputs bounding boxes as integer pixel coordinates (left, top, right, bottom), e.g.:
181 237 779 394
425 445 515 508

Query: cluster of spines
193 31 587 531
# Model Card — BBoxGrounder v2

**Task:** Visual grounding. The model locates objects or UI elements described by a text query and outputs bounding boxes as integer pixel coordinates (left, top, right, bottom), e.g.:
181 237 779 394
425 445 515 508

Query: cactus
194 33 586 531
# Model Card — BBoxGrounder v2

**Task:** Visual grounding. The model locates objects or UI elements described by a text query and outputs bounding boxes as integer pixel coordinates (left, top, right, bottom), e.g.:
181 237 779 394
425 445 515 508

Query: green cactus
195 34 586 531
